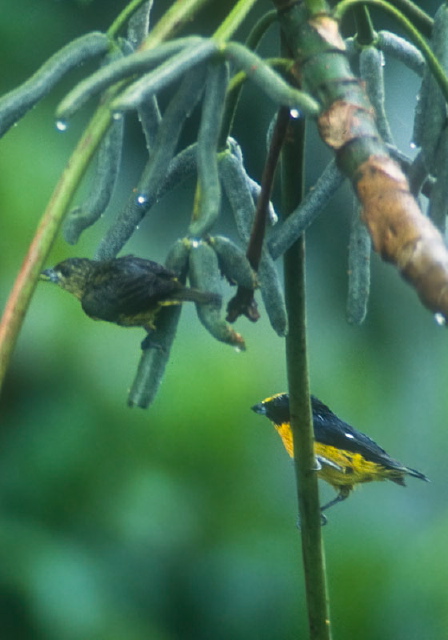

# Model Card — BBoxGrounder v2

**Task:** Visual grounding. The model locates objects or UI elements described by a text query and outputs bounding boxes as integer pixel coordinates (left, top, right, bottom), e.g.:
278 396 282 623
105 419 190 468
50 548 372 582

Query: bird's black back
81 255 182 321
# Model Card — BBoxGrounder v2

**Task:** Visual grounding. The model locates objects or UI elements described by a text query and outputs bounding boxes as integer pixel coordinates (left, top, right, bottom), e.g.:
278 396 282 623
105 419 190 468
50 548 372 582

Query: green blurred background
1 1 447 639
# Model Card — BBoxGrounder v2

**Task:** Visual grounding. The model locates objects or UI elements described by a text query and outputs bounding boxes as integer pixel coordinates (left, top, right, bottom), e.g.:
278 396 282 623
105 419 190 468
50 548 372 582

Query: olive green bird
41 255 221 336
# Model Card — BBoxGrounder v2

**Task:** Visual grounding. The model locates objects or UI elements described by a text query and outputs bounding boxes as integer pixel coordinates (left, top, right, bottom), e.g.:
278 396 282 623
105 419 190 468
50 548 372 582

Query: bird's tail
406 466 430 482
390 465 429 486
170 288 222 306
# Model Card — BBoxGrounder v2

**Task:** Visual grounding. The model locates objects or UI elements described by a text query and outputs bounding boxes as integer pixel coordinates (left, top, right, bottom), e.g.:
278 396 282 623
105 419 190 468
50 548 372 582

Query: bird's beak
40 268 59 283
251 402 266 415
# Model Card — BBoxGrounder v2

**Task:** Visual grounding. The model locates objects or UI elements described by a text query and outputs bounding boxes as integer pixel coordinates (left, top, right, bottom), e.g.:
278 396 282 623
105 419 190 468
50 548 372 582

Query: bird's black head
40 257 96 298
252 393 290 426
252 394 331 426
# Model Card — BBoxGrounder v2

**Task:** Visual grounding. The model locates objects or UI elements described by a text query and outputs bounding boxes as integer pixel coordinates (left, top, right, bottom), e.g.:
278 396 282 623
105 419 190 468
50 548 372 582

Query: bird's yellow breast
274 423 403 489
314 443 391 487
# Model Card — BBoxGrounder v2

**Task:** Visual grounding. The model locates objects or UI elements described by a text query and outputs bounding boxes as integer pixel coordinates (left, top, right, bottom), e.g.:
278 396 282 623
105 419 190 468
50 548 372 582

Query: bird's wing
312 398 406 472
81 259 181 321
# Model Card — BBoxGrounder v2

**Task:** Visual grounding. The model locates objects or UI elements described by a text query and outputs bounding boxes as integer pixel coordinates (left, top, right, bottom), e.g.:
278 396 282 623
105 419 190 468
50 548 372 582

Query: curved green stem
227 57 293 91
107 0 148 38
222 57 293 147
335 0 448 104
385 0 433 38
246 9 278 49
0 106 111 392
218 10 280 148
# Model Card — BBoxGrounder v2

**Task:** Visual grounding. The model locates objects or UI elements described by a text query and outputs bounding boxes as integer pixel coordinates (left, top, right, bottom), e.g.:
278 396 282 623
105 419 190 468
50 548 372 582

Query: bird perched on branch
41 255 221 339
252 393 428 521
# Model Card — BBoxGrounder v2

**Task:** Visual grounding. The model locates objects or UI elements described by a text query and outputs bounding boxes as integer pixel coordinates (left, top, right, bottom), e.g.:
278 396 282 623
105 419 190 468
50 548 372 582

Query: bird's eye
57 264 71 278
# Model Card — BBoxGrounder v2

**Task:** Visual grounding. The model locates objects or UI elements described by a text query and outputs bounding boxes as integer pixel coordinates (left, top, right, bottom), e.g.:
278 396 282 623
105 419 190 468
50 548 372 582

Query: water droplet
434 313 446 326
410 142 417 150
112 111 123 121
290 109 301 119
190 239 200 249
269 208 278 225
56 119 68 131
137 194 147 205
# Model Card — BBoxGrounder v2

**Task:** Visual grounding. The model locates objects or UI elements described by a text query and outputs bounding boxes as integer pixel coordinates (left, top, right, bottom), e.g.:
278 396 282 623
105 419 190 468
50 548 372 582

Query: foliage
0 1 447 639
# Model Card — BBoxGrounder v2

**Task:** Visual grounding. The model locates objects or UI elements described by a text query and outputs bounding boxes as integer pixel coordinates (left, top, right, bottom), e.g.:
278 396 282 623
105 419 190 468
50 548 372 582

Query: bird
41 255 221 340
252 393 428 520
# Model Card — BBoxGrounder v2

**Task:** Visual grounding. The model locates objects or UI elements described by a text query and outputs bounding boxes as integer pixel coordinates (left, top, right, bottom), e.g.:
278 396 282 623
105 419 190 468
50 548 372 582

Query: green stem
282 117 332 639
229 57 293 87
213 0 261 43
141 0 213 50
354 6 375 45
218 10 278 149
246 9 277 50
107 0 148 38
335 0 448 102
0 107 111 392
385 0 433 38
219 57 293 149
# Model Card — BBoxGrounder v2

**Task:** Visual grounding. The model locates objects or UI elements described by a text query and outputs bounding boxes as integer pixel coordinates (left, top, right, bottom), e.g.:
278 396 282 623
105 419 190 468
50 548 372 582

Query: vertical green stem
354 6 375 45
282 115 332 640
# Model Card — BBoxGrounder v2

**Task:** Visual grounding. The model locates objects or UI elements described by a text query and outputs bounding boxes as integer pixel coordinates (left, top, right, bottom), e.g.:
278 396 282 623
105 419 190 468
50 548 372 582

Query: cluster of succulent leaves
0 0 446 406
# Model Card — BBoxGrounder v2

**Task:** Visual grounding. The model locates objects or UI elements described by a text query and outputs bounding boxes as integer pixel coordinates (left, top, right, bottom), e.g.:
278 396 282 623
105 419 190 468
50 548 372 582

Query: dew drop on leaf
56 120 68 132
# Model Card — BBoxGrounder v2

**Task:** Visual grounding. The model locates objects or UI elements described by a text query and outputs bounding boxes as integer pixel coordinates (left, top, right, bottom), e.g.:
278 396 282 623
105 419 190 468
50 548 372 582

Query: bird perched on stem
41 255 221 342
252 393 428 521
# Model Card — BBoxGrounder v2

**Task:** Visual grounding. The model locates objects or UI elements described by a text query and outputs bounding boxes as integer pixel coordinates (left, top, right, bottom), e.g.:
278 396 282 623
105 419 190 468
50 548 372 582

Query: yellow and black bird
41 255 221 338
252 393 428 518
